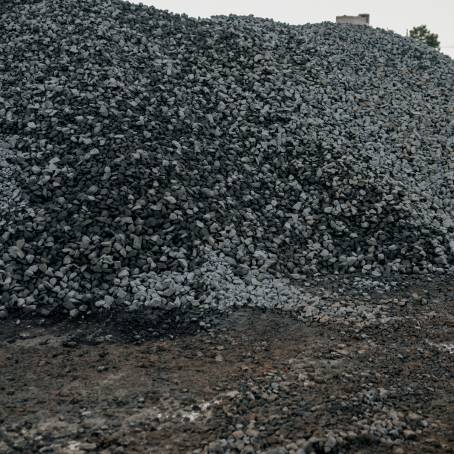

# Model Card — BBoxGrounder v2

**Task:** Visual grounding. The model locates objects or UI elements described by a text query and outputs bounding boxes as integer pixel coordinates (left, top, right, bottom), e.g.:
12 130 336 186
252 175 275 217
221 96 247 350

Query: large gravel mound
1 0 453 316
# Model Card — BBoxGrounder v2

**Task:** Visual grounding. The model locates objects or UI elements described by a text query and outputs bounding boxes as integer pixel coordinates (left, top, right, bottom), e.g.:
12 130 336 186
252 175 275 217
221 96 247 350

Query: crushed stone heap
1 0 454 316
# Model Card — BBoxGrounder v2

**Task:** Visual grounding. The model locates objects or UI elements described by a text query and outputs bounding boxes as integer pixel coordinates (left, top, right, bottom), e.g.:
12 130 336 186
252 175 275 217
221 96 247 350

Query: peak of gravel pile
1 0 454 316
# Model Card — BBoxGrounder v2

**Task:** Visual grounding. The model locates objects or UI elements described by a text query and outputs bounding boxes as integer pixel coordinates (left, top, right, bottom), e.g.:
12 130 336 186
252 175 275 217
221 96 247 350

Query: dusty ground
1 278 453 453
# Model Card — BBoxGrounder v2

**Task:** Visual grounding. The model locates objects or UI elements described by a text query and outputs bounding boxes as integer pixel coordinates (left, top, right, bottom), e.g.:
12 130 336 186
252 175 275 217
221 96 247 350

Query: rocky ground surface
1 277 453 454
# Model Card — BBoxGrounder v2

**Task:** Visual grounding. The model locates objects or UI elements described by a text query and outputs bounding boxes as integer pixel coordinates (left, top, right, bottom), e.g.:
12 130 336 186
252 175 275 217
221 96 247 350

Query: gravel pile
1 0 454 316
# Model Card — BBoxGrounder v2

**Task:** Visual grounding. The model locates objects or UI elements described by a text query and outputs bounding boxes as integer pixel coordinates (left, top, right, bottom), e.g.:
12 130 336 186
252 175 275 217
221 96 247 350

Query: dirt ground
1 279 453 453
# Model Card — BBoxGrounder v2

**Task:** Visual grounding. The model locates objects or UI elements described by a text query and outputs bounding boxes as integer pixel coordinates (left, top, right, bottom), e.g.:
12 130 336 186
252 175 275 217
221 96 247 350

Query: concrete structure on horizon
336 14 370 25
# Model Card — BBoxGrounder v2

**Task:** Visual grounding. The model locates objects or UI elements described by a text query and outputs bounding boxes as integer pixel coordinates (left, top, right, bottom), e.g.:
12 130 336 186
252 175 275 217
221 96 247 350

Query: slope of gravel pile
0 140 22 213
1 0 454 316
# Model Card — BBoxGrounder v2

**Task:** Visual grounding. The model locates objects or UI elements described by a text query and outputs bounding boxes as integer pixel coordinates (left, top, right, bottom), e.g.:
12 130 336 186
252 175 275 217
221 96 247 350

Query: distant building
336 14 370 26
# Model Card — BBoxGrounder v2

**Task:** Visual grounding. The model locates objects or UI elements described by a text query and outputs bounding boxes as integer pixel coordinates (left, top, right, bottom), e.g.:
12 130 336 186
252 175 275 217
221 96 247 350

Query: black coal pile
1 0 453 316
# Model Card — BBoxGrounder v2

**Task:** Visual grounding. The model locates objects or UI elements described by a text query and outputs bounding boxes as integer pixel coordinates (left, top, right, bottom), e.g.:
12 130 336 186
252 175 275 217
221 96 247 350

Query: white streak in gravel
426 340 454 354
121 251 396 325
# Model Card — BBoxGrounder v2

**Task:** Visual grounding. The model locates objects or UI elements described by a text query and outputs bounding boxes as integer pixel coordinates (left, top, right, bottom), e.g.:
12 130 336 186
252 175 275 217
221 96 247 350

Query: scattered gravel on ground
1 282 453 453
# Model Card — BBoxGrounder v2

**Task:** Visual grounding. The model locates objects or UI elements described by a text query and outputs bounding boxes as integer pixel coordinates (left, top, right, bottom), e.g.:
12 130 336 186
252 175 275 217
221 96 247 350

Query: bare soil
0 280 453 453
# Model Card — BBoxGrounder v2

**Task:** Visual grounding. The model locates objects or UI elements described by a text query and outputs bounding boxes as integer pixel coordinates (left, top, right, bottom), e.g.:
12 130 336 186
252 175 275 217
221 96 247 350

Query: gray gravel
0 140 23 214
0 0 453 316
121 250 397 327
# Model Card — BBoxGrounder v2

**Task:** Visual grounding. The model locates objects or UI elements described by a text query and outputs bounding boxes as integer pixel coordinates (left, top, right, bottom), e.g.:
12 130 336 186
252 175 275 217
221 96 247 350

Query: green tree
409 25 440 49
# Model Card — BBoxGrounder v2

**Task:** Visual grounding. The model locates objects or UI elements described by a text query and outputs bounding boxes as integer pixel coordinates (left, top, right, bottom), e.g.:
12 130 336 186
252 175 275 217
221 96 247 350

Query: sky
129 0 454 58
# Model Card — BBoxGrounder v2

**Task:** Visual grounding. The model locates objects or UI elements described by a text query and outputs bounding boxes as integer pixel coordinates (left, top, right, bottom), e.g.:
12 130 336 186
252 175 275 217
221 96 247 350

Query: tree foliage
409 25 440 49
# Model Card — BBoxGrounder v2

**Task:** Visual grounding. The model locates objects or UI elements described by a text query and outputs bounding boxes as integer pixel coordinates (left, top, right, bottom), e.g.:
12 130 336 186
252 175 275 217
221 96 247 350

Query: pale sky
130 0 454 58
